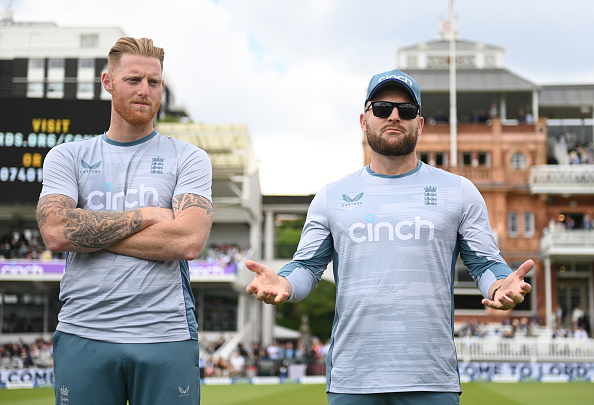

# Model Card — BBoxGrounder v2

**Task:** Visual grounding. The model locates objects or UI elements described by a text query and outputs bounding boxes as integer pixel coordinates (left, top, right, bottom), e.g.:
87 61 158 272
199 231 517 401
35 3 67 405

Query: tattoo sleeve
37 194 144 249
172 193 213 216
36 194 73 228
64 209 143 249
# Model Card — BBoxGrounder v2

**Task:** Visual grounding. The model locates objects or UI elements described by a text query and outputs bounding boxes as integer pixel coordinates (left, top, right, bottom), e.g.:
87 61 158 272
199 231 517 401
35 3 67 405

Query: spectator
569 150 581 164
578 310 591 337
1 242 11 259
517 107 526 124
36 341 54 368
228 351 245 378
489 103 498 120
574 326 588 341
249 341 262 360
554 302 564 327
282 341 296 363
16 238 30 258
525 110 534 124
572 305 585 328
20 345 34 368
203 356 216 378
265 340 283 360
237 343 249 358
584 215 592 230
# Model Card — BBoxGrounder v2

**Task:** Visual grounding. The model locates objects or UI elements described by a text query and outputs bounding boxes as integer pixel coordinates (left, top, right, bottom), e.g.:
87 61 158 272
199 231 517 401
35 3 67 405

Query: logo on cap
366 69 421 109
378 74 413 87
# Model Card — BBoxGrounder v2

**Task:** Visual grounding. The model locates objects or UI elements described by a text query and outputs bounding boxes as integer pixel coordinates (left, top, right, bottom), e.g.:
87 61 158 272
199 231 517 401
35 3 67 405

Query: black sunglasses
365 101 420 120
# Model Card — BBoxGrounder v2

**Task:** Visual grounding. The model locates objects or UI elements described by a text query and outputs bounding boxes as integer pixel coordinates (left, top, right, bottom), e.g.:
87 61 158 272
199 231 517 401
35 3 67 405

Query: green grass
460 382 594 404
1 383 593 405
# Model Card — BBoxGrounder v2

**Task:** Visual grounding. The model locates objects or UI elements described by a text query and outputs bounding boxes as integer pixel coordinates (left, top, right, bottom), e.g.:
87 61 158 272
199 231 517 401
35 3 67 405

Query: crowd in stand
0 337 53 369
550 133 594 165
426 104 543 126
458 306 592 341
198 336 330 379
201 244 248 266
0 232 63 261
547 214 594 232
567 144 594 165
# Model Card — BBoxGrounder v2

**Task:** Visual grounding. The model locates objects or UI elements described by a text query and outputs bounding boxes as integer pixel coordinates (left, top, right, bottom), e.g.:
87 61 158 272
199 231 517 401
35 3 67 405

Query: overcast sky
8 0 594 195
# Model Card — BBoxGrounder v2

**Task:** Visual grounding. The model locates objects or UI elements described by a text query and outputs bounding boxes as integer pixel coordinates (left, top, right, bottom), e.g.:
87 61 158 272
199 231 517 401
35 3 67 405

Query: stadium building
0 8 593 375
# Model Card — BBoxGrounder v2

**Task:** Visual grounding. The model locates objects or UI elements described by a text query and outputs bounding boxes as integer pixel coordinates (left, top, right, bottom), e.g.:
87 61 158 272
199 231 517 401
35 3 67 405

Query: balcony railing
455 336 594 362
540 229 594 256
529 165 594 194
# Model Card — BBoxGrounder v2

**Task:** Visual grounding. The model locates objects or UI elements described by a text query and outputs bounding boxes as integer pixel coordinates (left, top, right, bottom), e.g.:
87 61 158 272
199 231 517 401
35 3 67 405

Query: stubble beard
366 122 419 157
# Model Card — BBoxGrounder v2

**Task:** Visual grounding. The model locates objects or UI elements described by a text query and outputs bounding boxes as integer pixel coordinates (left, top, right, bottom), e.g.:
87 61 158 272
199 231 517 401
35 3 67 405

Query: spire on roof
1 0 14 25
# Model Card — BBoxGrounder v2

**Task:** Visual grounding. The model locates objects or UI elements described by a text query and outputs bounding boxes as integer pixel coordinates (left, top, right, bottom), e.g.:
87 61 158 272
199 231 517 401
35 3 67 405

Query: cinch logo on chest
348 215 435 242
86 183 159 210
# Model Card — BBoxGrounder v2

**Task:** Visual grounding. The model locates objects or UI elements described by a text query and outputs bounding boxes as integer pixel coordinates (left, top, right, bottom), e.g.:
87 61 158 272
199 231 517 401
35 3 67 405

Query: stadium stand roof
404 69 539 92
156 122 261 220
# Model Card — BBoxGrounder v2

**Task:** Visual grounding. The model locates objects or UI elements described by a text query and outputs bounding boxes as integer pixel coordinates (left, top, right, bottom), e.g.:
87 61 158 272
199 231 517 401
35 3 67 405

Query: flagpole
449 0 457 168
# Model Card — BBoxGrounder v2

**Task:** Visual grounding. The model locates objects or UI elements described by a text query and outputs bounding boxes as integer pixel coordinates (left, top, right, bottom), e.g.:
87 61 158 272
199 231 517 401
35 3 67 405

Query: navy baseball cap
365 69 421 110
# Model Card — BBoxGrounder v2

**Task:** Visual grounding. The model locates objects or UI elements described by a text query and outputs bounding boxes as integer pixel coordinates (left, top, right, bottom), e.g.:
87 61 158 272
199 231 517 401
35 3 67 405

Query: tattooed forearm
37 194 145 250
64 209 143 249
37 194 75 227
173 194 213 215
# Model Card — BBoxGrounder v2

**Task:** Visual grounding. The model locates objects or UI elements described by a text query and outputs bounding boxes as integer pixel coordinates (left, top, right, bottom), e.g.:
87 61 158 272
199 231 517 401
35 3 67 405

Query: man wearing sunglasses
246 68 533 405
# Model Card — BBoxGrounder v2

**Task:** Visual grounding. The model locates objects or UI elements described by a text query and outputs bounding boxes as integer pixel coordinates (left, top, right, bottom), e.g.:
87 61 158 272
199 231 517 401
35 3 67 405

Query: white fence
455 336 594 362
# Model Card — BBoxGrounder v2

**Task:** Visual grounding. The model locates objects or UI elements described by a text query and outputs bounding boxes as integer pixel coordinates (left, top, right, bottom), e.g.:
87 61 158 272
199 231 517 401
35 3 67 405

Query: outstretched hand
245 259 292 305
482 259 533 310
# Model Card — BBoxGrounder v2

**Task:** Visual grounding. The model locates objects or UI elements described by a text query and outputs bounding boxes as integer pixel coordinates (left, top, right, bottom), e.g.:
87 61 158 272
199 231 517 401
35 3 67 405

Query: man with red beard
245 69 533 405
37 37 212 405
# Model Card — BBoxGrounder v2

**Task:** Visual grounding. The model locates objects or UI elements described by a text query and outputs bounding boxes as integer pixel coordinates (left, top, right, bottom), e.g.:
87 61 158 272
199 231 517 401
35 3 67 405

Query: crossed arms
37 192 212 261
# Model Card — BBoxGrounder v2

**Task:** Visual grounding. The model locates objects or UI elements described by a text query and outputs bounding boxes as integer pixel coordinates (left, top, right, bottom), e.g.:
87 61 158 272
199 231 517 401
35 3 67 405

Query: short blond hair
108 37 165 72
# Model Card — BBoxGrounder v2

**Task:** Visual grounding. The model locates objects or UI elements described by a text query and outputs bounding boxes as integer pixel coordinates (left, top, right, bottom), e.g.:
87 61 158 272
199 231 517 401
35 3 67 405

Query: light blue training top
40 131 212 343
279 161 511 394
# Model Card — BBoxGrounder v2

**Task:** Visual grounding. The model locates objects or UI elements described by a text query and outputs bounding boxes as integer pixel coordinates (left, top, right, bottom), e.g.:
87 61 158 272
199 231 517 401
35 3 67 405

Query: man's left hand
482 259 533 310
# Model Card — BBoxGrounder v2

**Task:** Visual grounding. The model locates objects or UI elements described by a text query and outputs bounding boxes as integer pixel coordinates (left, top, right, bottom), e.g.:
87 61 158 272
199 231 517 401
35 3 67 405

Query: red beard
112 93 161 127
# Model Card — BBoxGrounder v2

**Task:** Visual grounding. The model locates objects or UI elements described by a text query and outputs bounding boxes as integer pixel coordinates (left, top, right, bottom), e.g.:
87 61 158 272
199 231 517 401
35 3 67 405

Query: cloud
8 0 594 194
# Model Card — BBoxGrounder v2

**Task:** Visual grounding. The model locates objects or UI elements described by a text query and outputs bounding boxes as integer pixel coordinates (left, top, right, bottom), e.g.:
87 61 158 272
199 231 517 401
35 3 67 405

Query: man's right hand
245 259 292 305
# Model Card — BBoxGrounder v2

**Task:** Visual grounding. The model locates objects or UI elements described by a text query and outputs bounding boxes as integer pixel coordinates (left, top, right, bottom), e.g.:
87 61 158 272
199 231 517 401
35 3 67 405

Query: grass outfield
1 383 594 404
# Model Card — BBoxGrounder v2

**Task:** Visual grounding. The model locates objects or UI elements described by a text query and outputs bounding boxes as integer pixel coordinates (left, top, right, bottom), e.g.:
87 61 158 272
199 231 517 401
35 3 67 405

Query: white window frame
80 34 99 48
510 152 527 170
508 212 519 238
524 212 535 238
